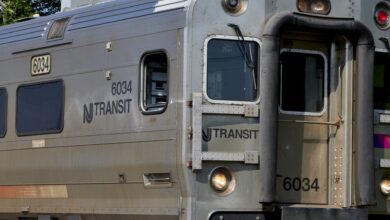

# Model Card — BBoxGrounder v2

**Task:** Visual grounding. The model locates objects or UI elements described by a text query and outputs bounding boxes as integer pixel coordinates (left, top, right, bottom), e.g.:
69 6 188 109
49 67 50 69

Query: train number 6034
31 54 51 76
282 177 320 192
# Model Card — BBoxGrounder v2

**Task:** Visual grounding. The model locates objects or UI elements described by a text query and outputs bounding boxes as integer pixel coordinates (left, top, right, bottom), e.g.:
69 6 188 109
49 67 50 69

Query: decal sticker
282 177 320 192
374 134 390 148
202 128 258 142
83 80 133 124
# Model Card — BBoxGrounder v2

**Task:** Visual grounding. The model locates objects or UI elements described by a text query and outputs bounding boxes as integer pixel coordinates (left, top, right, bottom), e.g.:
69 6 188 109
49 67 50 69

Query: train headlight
222 0 248 16
374 2 390 30
297 0 331 15
380 179 390 195
209 167 236 196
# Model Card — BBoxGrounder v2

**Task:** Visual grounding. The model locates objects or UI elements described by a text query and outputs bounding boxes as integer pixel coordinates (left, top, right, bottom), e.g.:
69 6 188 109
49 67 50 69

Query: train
0 0 389 219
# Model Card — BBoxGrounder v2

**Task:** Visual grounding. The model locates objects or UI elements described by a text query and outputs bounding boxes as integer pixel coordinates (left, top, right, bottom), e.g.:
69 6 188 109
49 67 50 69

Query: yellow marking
0 185 68 198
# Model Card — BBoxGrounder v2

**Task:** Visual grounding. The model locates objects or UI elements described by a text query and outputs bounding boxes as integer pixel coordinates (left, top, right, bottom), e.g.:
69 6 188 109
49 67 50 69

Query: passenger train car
0 0 388 219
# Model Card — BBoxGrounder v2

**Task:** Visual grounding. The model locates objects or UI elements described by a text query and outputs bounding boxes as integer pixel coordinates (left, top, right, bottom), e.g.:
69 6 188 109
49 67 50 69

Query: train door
371 52 390 213
276 35 352 205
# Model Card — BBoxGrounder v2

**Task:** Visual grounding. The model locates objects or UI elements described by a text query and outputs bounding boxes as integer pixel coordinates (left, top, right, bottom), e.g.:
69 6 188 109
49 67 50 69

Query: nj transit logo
202 128 259 142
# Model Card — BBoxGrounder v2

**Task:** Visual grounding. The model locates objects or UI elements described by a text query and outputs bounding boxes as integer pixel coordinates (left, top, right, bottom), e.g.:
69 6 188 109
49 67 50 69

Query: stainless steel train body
0 0 388 219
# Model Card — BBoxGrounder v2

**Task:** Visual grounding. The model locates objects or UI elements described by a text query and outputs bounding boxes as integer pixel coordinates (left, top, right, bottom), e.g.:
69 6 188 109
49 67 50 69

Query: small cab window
206 38 259 102
140 52 168 113
280 51 326 114
16 80 64 136
374 53 390 110
47 17 70 40
0 88 7 137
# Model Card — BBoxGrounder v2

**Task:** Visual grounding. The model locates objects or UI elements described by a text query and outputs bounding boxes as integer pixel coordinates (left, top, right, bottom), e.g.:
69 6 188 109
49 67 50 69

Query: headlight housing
209 167 236 196
221 0 248 16
297 0 331 15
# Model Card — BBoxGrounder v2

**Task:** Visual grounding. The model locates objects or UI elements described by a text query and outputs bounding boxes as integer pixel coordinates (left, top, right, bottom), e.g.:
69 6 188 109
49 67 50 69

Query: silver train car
0 0 389 219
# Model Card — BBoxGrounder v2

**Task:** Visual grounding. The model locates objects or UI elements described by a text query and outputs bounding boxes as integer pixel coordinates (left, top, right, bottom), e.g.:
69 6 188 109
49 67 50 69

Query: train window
206 38 259 103
280 51 326 114
47 17 70 40
140 52 168 114
0 88 7 138
374 52 390 110
16 80 64 136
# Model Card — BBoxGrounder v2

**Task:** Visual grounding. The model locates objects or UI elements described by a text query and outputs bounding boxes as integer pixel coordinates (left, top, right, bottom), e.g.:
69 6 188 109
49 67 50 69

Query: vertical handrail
192 93 203 170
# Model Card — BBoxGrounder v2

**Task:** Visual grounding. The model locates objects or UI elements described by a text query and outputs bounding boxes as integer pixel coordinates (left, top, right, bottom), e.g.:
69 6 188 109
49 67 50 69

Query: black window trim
279 48 328 116
139 50 169 115
16 79 65 136
374 51 390 112
203 35 261 105
0 88 7 138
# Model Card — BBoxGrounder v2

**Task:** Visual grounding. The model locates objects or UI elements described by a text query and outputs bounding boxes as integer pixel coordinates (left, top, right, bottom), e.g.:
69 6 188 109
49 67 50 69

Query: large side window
0 88 7 138
16 80 64 136
280 51 326 114
374 52 390 110
140 52 168 114
206 38 259 102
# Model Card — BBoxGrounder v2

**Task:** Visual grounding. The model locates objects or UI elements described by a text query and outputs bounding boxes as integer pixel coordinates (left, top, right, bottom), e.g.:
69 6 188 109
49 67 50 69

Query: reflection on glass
16 80 64 135
143 53 168 112
207 39 259 102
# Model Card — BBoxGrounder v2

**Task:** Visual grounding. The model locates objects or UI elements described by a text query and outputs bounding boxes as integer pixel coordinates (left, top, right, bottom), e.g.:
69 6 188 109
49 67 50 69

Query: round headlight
221 0 248 16
311 0 327 13
209 167 236 196
375 2 390 29
297 0 331 15
380 179 390 195
211 171 229 191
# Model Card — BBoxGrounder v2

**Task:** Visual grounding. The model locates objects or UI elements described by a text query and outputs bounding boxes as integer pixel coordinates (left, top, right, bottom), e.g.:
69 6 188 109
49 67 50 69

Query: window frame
279 49 328 116
373 51 390 124
16 79 65 136
203 35 261 105
0 88 7 138
46 17 71 41
139 50 169 115
374 51 390 112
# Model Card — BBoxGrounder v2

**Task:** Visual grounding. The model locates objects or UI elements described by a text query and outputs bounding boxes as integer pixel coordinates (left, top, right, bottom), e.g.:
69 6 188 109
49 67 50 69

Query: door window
280 51 327 115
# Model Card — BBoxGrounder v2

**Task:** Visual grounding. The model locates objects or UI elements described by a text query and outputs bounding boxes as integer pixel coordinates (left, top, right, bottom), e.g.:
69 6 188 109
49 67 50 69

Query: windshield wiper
380 37 390 51
228 23 257 90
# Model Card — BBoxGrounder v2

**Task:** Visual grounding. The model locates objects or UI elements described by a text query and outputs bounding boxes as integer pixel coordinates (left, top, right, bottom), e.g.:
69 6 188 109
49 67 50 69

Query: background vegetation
0 0 60 25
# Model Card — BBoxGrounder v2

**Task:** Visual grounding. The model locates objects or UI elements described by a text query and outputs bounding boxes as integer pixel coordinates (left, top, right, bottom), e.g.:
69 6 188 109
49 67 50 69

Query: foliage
0 0 61 26
30 0 60 16
0 0 35 25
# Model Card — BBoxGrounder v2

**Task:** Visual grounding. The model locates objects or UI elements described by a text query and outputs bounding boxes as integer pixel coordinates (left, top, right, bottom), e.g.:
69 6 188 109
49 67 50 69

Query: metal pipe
259 11 375 205
278 119 342 127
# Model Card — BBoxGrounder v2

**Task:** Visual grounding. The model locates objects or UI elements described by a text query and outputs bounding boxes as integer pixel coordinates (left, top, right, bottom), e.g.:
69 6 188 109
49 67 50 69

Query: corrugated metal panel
68 0 188 31
0 21 48 45
0 0 189 45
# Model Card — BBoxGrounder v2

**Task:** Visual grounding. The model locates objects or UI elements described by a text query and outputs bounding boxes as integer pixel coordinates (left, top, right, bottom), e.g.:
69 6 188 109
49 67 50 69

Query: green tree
0 0 35 25
0 0 60 26
30 0 60 16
